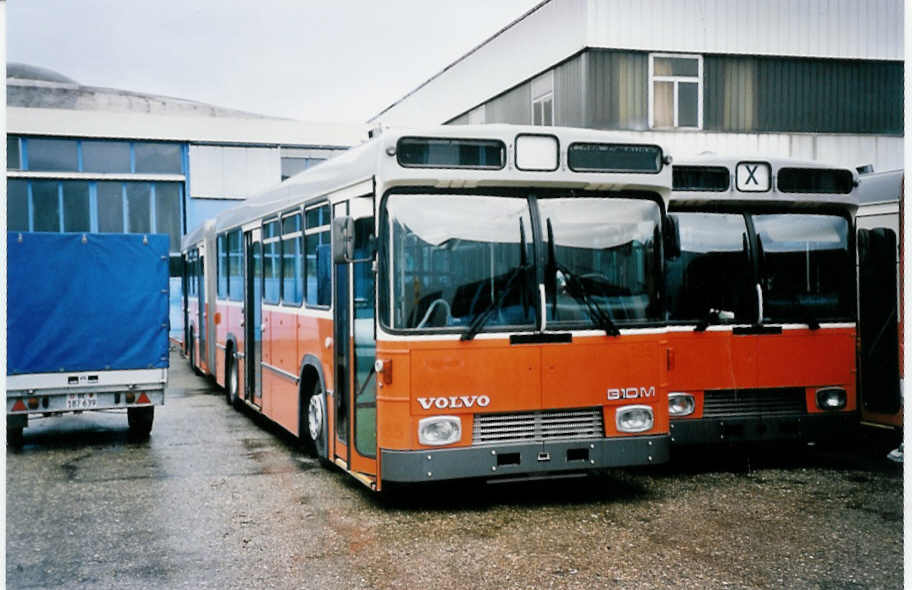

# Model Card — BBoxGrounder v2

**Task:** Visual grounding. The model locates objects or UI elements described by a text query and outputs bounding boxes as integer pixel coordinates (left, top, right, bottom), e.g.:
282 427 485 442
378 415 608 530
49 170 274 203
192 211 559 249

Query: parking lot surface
7 350 903 589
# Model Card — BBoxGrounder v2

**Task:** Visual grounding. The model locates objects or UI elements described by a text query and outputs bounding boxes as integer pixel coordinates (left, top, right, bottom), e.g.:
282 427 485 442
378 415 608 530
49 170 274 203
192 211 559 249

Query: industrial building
6 63 364 338
369 0 903 172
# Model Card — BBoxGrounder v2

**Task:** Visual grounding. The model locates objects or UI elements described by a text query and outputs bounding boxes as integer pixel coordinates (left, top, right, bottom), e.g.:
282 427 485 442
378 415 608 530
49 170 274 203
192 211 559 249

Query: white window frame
648 53 703 130
531 70 555 127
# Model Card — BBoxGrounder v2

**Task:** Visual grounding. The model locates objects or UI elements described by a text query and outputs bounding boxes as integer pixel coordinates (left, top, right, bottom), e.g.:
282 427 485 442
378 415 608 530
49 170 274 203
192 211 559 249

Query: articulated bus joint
380 435 670 483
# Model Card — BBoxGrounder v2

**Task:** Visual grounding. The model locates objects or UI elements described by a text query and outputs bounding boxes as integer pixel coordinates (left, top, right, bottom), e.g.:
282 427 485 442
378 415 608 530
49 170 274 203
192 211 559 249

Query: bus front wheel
304 381 329 464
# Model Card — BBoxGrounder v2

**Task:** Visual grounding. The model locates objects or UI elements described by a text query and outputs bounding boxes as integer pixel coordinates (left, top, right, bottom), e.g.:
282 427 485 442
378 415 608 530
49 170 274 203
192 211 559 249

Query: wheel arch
298 353 329 457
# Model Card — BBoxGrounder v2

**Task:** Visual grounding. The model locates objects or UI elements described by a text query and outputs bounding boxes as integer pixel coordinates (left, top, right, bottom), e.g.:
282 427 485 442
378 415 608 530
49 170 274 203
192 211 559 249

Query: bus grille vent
703 388 806 418
472 407 604 445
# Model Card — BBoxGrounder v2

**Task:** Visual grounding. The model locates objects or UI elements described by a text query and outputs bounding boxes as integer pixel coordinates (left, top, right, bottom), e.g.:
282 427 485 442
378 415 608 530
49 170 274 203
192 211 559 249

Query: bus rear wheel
226 352 239 408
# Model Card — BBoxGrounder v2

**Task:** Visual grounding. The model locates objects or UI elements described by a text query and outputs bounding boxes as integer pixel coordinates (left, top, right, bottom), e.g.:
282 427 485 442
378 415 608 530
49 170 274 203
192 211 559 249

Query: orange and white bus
184 219 215 376
183 125 674 490
663 156 860 445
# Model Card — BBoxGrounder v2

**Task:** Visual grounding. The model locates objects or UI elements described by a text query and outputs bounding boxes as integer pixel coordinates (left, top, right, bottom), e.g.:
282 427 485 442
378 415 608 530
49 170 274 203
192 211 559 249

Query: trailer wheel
7 425 24 448
128 406 154 439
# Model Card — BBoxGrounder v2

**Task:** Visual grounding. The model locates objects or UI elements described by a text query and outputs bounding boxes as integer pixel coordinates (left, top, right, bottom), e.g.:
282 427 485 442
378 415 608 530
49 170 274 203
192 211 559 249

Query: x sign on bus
736 162 771 192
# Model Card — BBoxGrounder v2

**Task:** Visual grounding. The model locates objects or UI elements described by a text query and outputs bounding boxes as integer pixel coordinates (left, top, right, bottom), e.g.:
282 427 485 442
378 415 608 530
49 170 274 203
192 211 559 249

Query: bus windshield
383 193 535 332
382 192 663 333
754 213 853 323
666 212 755 324
539 197 662 327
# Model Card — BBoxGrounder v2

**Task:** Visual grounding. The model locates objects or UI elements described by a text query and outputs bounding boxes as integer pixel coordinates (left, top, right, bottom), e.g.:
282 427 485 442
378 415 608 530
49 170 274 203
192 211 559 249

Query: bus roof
857 169 902 205
181 219 214 250
670 153 859 211
184 124 676 246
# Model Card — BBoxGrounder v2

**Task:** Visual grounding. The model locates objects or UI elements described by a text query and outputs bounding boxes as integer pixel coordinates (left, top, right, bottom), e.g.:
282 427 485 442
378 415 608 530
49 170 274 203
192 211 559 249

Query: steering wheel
416 298 453 328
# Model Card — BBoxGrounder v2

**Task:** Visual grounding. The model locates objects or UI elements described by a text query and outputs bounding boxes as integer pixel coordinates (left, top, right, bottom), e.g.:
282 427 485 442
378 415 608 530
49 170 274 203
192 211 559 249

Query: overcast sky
7 0 543 125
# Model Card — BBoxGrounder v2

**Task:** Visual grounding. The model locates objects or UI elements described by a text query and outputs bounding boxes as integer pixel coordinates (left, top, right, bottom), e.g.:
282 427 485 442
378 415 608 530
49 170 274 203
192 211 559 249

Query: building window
7 136 21 170
304 203 331 307
27 138 79 172
97 181 125 233
155 183 182 252
649 53 702 129
531 71 554 126
83 140 131 173
134 142 182 174
61 181 91 232
7 179 29 231
281 157 325 181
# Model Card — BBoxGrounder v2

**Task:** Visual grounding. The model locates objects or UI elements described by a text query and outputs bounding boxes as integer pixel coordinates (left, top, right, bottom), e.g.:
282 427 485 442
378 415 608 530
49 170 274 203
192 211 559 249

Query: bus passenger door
333 202 350 464
198 253 207 372
350 211 377 475
858 227 901 421
245 229 264 408
332 198 378 476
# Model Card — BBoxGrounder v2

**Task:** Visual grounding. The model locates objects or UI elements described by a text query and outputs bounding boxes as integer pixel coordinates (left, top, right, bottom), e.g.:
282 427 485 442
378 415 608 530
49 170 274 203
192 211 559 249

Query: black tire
8 425 24 449
128 406 154 439
189 331 203 376
225 351 240 408
302 380 329 465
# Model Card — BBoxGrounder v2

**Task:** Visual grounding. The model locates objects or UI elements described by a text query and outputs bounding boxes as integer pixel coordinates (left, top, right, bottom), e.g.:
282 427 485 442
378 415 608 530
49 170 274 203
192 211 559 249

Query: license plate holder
66 392 98 410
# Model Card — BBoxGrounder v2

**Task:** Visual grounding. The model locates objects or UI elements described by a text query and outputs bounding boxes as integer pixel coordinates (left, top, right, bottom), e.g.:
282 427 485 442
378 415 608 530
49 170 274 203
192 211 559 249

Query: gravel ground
6 349 903 589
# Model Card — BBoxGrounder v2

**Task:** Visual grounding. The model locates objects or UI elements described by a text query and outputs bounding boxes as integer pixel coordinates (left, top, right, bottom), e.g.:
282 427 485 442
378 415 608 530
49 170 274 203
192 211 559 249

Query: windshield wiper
546 219 620 337
461 220 531 342
461 264 531 341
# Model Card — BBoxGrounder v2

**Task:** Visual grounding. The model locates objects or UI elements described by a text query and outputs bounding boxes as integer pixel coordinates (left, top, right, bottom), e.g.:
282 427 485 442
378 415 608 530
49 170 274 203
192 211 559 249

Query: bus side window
263 219 281 304
281 213 303 306
305 204 331 307
228 229 243 301
217 234 227 299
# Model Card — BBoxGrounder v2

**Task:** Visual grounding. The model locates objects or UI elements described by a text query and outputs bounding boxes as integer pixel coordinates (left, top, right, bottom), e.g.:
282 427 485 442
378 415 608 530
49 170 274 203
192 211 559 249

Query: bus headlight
816 387 847 410
668 393 695 417
418 416 462 446
616 405 654 433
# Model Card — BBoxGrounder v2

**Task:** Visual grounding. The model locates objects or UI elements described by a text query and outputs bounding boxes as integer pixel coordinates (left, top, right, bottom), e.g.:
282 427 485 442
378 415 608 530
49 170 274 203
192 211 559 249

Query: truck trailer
7 232 170 446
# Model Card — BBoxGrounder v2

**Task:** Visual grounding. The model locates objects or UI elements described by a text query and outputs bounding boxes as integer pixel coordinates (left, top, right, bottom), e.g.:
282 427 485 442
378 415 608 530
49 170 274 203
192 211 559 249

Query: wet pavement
7 348 904 589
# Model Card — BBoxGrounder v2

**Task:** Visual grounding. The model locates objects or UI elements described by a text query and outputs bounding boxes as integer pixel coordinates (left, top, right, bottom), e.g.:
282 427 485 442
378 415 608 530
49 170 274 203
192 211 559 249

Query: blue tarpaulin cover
7 232 170 374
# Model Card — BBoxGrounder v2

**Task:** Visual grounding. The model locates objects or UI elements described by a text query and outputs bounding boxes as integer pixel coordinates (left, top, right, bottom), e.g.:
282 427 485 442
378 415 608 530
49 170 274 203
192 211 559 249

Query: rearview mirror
332 216 354 264
333 215 376 264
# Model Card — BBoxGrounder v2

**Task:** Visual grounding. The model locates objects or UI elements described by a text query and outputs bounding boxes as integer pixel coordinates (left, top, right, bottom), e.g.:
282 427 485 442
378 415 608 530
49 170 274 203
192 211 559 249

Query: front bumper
669 412 857 446
381 434 670 483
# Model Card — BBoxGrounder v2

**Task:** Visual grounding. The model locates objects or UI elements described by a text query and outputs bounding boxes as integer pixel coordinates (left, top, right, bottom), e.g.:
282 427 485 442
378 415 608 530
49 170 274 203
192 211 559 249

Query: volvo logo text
606 386 656 400
417 395 491 410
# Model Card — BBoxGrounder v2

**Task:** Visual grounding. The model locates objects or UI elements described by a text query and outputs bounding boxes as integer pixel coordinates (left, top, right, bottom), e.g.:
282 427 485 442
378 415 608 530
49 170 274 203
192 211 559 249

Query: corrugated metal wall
585 49 649 131
704 55 903 134
486 81 532 125
586 0 902 61
554 54 585 127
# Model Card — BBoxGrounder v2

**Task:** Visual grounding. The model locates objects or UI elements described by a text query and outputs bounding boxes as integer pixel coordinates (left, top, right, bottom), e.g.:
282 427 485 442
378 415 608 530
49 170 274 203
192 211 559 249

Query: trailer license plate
66 393 97 409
